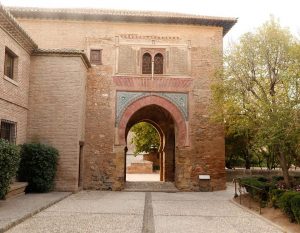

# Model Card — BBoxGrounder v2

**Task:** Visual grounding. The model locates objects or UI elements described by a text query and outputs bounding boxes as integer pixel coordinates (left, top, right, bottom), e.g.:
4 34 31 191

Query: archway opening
126 122 161 182
124 104 175 183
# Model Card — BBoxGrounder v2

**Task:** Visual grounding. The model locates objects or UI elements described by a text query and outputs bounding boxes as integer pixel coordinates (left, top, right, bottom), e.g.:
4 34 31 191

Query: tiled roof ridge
0 4 38 52
33 48 91 68
7 6 237 21
7 6 237 35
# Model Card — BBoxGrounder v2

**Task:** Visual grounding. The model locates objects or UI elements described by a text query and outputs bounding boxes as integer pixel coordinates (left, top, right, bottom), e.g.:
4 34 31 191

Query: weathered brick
0 9 228 192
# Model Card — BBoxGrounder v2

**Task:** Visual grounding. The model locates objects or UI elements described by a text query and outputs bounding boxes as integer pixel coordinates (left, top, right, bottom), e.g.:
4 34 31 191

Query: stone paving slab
154 216 282 233
152 199 253 217
0 192 71 233
39 198 145 215
6 213 143 233
69 190 145 201
151 190 233 201
3 185 286 233
41 192 145 215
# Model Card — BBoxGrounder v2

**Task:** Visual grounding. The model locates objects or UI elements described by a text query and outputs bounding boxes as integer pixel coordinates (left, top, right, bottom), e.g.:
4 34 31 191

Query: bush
271 176 284 182
291 195 300 224
278 191 300 222
0 139 20 199
18 143 59 192
270 189 285 208
239 177 272 203
257 176 269 182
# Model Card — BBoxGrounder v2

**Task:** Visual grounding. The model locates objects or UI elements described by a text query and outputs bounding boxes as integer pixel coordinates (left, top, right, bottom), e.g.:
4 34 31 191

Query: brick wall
28 55 87 191
0 27 30 144
16 17 226 191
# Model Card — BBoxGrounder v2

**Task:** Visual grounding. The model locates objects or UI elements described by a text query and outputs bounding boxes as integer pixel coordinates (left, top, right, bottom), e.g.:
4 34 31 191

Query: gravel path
6 185 283 233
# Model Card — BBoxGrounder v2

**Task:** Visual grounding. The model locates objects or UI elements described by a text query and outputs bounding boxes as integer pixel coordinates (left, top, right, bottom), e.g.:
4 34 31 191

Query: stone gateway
0 5 237 192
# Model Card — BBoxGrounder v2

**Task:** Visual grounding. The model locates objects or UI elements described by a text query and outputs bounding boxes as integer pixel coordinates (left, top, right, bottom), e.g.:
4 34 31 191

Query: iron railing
233 178 268 214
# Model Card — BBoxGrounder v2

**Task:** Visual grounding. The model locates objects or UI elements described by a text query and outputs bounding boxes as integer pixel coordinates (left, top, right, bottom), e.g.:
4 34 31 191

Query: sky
1 0 299 47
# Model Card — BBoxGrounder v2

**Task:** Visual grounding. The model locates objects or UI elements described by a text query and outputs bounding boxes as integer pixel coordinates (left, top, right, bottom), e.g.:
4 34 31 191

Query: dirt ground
234 194 300 233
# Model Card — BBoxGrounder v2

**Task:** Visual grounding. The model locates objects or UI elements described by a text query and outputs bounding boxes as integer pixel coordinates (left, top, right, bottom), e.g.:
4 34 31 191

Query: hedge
239 176 300 224
269 189 285 208
278 191 300 222
18 143 59 192
0 139 20 199
239 177 274 203
291 195 300 224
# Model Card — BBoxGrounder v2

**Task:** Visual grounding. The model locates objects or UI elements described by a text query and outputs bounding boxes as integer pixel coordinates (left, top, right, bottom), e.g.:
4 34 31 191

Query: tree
211 17 300 187
225 130 253 169
130 122 160 155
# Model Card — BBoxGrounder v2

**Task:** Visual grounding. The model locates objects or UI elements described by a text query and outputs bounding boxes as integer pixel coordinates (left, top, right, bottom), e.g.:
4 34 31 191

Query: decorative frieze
116 91 188 125
119 34 180 40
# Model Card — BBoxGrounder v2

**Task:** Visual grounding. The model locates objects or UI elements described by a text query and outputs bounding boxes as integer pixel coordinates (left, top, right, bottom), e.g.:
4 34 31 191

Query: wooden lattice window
142 53 152 74
90 49 102 65
4 48 15 79
0 120 16 144
154 53 163 74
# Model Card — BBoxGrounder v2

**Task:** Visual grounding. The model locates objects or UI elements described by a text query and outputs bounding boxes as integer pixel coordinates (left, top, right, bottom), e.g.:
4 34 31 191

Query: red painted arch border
117 95 188 146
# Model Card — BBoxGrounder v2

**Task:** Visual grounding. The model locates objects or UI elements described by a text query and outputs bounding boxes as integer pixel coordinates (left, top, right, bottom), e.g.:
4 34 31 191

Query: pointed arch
142 52 152 74
118 95 188 146
154 53 163 74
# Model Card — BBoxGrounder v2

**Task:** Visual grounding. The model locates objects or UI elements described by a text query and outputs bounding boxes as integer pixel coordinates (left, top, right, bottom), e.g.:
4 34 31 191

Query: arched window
142 53 152 74
154 53 163 74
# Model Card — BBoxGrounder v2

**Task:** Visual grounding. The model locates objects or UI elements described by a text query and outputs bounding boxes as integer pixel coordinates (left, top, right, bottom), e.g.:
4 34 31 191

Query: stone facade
0 5 237 192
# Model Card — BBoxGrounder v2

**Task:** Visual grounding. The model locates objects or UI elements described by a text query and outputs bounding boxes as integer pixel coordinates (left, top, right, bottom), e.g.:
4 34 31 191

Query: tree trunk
245 157 251 169
244 150 251 169
278 150 290 188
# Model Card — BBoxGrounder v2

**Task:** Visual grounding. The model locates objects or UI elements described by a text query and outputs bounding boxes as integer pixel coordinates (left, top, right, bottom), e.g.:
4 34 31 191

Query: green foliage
225 132 252 169
18 143 59 192
153 165 160 171
272 176 284 182
278 191 300 222
130 122 160 155
239 177 273 203
270 189 285 208
0 139 20 199
211 17 300 185
291 195 300 224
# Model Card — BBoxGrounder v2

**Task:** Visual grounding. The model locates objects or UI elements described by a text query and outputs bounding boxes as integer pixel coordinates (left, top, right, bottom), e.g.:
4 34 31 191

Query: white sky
1 0 299 47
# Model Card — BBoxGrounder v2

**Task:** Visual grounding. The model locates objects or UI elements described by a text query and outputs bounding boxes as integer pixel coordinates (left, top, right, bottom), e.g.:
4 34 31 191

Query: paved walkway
0 192 70 233
5 185 284 233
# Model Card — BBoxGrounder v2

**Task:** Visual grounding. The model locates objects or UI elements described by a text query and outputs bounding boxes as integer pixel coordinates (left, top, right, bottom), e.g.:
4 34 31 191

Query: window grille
154 53 163 74
90 49 102 65
0 120 16 144
142 53 152 74
4 49 15 79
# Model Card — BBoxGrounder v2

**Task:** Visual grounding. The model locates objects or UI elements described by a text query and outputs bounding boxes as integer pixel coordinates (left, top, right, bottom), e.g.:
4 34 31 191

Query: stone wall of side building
27 55 88 192
0 27 31 145
16 18 225 191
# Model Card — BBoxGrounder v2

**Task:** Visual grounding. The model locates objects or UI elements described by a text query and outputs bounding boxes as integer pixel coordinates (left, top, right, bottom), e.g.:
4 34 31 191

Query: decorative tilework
116 91 188 125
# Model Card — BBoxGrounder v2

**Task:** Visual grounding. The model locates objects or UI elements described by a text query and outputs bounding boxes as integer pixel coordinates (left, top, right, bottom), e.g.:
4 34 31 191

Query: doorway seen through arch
124 105 175 183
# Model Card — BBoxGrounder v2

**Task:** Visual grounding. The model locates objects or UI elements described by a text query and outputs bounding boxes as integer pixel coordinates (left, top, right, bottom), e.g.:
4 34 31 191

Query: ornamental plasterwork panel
115 91 188 126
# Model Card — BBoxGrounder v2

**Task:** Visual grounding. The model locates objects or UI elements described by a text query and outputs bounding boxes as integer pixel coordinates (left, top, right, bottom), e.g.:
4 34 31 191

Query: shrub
278 191 300 222
0 139 20 199
257 176 269 182
239 177 272 203
272 176 284 182
270 189 285 208
291 195 300 224
18 143 59 192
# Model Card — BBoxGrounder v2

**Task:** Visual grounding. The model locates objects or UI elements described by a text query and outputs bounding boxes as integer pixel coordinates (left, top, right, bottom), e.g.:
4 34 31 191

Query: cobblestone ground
6 185 283 233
